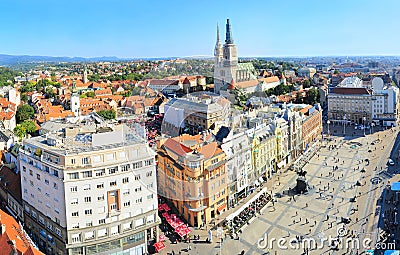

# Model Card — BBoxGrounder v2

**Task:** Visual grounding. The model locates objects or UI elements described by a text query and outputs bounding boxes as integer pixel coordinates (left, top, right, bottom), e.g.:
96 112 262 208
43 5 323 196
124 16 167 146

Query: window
23 166 26 172
38 216 44 224
106 153 115 161
147 194 153 200
123 201 130 207
71 186 78 192
122 177 129 184
119 151 126 158
95 169 105 177
84 197 91 203
92 155 101 163
86 222 93 227
72 211 79 217
110 203 118 211
121 164 130 172
145 159 153 166
134 186 141 192
71 158 76 164
133 161 142 169
44 179 49 185
29 180 34 186
53 169 59 177
98 219 106 224
71 198 78 205
97 195 104 201
68 172 79 180
71 234 81 243
147 183 153 189
97 183 104 189
110 181 117 186
82 171 92 178
29 170 33 176
82 157 89 165
85 209 92 215
146 171 153 177
123 189 130 195
36 174 41 180
53 182 58 190
83 184 91 191
108 167 118 174
55 228 62 237
134 174 141 180
135 198 142 204
98 228 107 237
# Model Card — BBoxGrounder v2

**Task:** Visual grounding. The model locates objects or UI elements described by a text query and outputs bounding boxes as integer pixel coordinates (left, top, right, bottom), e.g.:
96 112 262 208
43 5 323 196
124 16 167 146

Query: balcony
205 160 226 171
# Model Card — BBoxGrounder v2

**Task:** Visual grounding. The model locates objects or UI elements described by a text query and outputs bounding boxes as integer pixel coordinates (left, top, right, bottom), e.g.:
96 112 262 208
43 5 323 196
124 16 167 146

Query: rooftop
25 114 146 155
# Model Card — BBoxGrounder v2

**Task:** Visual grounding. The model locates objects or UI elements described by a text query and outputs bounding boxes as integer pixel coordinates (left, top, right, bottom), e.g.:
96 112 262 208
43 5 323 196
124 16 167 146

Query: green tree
22 120 36 134
304 88 320 105
14 125 26 139
13 120 36 139
334 69 339 74
16 104 34 123
45 86 57 99
21 93 28 102
97 109 116 120
302 79 311 88
88 74 101 82
295 92 303 103
85 91 95 98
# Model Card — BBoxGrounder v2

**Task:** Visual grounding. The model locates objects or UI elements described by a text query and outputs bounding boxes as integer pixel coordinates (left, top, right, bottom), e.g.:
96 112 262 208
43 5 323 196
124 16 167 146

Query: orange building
157 133 227 227
298 105 323 150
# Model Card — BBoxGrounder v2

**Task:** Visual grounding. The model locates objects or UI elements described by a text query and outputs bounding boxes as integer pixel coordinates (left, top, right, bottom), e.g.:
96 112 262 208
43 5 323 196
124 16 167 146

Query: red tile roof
0 209 44 255
163 138 192 157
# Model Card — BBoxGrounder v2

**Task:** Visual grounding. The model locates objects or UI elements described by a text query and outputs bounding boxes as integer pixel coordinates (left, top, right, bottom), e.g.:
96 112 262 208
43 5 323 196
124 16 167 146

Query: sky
1 0 400 58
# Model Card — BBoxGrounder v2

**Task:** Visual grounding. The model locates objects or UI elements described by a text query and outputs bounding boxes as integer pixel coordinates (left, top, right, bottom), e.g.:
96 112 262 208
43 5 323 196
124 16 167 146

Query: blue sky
1 0 400 58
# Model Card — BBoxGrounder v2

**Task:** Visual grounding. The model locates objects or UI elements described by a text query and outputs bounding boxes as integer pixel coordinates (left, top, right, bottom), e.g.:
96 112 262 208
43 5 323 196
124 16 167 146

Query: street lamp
327 120 331 137
343 114 347 135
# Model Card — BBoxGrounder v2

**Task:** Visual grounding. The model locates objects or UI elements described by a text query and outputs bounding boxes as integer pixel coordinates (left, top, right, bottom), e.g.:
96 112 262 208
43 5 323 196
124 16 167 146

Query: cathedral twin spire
216 19 234 46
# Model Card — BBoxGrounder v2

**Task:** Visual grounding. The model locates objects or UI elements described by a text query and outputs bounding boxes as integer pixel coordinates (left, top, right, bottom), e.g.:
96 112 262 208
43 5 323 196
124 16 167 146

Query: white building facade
19 116 159 255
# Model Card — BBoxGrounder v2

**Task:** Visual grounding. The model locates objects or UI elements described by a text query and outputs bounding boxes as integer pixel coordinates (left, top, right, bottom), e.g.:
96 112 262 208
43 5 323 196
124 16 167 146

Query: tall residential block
19 115 159 255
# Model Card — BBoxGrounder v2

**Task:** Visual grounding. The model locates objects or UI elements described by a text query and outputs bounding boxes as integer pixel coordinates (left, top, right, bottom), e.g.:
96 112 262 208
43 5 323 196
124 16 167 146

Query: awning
277 161 286 169
259 177 264 183
217 204 227 212
154 241 166 252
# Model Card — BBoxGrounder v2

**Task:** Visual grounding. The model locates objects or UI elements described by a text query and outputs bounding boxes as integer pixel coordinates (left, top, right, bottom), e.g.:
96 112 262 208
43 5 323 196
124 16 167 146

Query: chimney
1 223 6 235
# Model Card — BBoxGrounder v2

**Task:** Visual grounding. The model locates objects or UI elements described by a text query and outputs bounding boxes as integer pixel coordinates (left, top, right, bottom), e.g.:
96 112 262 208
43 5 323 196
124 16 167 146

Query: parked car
388 159 395 166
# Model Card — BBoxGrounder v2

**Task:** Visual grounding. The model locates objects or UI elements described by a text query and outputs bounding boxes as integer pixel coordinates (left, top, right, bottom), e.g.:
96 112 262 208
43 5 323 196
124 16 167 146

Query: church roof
236 79 258 89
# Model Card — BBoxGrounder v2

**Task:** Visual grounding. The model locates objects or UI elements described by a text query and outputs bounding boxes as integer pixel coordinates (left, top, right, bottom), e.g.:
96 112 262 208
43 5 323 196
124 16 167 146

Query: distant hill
0 54 183 66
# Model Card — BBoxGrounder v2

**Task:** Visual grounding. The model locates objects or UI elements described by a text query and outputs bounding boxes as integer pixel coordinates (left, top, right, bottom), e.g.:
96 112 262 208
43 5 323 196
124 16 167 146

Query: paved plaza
158 125 400 255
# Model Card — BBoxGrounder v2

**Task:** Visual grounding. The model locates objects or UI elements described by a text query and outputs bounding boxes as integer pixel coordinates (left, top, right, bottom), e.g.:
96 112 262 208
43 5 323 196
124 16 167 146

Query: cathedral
213 19 258 94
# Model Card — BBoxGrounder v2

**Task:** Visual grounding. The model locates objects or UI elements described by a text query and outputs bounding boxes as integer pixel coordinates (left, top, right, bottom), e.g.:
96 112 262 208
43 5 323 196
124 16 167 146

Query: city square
158 124 399 255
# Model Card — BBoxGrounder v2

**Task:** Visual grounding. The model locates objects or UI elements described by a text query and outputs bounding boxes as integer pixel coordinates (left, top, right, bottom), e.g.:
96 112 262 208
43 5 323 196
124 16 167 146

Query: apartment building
19 115 159 255
157 132 227 227
163 92 230 135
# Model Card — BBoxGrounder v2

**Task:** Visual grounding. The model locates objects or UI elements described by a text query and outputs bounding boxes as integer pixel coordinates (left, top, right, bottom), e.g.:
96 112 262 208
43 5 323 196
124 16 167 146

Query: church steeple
216 23 221 45
214 23 223 62
225 19 234 44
